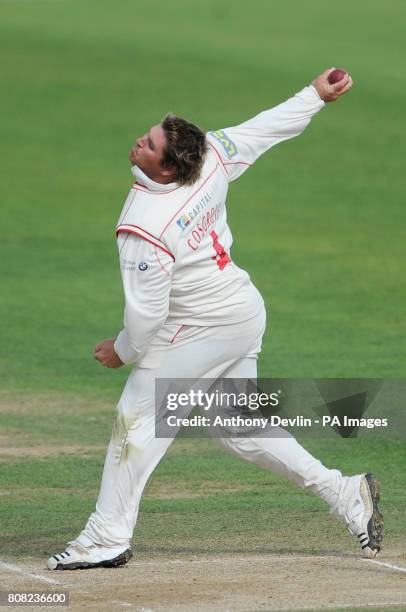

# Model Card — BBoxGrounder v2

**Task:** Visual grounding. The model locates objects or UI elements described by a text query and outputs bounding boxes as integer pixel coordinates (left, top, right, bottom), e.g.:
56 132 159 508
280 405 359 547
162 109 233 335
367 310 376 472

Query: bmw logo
138 262 148 271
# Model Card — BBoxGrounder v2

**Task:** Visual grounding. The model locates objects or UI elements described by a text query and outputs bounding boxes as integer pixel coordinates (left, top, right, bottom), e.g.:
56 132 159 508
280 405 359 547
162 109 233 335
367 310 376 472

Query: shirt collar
131 165 179 192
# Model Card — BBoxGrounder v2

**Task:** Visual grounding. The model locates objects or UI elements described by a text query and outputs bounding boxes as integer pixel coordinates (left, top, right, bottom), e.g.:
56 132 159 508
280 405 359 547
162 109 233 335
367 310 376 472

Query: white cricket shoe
334 472 384 558
47 540 132 570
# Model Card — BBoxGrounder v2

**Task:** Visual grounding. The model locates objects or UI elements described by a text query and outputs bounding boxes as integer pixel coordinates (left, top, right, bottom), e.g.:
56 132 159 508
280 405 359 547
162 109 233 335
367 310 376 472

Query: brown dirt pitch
1 391 405 611
1 551 406 611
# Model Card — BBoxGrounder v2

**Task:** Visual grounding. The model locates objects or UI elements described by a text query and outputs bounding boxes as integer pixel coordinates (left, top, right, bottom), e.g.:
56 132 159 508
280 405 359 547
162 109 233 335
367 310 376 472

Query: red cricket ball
328 68 347 84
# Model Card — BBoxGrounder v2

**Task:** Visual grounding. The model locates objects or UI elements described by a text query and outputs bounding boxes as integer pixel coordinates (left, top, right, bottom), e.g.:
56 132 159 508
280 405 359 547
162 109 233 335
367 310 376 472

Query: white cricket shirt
114 85 325 364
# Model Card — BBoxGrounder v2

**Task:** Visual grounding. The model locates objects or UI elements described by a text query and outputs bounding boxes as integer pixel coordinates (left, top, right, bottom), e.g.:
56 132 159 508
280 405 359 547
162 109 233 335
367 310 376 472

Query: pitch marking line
279 604 406 611
128 554 406 574
361 558 406 574
0 559 61 585
279 605 406 611
0 559 139 609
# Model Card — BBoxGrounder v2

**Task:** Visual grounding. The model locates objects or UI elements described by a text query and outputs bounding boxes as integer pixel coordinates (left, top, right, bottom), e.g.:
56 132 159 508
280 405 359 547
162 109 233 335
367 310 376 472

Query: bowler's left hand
94 338 124 368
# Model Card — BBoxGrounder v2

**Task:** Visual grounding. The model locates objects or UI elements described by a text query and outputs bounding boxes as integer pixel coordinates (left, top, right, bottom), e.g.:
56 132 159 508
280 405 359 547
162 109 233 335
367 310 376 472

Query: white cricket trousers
78 311 347 549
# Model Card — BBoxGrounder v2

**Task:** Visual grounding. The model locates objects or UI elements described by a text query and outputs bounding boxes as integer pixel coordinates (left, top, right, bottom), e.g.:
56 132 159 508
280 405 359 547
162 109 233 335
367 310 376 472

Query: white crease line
361 558 406 574
131 554 406 576
130 554 350 567
273 604 406 611
0 560 61 585
112 602 133 608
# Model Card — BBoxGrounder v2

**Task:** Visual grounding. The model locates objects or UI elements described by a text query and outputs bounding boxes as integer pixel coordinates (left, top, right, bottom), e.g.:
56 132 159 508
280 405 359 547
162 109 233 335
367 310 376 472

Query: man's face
129 123 174 183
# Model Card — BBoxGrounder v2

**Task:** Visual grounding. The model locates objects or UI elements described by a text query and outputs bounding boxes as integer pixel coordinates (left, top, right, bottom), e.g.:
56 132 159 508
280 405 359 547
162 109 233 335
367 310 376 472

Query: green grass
1 432 404 559
0 0 405 396
0 4 405 611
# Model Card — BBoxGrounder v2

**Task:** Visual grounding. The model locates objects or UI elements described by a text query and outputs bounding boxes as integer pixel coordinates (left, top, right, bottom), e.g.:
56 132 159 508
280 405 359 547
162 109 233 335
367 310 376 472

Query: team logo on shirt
176 187 218 232
187 204 221 251
138 262 148 271
209 129 238 159
176 214 191 230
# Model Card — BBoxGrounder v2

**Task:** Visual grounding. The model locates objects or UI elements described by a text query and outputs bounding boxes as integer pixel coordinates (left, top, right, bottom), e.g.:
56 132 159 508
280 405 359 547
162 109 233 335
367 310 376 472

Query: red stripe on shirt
171 325 185 343
116 228 175 261
159 164 219 240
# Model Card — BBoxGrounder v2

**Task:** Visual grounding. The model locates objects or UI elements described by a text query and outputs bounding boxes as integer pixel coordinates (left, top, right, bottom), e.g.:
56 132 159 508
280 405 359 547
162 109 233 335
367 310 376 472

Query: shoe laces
344 497 365 535
66 540 90 554
330 486 364 535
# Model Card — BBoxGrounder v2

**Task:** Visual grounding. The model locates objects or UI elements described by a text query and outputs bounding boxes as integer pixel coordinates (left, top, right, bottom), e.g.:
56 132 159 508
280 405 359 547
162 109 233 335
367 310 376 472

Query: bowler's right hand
312 68 353 102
